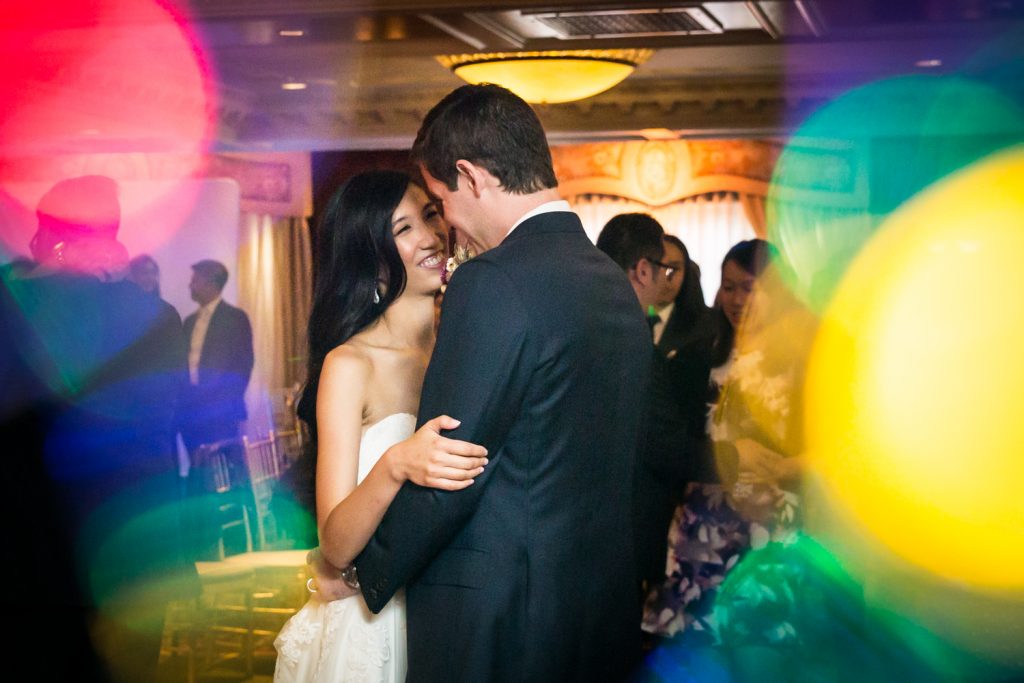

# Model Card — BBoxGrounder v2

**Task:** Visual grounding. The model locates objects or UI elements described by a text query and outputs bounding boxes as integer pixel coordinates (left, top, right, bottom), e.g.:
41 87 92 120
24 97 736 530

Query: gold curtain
237 214 312 437
739 193 767 239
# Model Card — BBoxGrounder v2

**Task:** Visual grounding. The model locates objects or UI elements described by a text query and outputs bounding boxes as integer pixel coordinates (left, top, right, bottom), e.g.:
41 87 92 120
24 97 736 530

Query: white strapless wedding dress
273 413 414 683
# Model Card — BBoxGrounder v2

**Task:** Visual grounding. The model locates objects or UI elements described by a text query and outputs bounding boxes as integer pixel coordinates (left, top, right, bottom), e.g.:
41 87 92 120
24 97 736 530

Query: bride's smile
390 183 446 295
417 251 443 269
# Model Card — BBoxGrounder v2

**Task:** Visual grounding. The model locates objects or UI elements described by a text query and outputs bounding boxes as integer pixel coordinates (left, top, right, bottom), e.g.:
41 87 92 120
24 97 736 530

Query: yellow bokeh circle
805 146 1024 590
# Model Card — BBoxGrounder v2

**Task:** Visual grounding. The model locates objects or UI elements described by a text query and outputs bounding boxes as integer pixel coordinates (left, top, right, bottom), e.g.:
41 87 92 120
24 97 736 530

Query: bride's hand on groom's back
385 415 488 491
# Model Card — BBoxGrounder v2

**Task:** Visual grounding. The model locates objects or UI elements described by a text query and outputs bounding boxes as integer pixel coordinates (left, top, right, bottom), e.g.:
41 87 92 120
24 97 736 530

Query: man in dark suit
596 213 667 327
178 259 253 452
315 84 651 682
597 214 718 613
1 175 195 682
178 259 253 558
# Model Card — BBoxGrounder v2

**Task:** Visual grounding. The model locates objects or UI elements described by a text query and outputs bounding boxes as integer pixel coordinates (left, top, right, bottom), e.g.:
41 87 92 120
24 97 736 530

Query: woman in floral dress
642 239 816 654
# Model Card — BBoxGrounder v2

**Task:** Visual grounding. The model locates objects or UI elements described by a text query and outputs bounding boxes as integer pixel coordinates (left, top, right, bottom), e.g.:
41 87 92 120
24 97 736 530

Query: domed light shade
437 49 654 104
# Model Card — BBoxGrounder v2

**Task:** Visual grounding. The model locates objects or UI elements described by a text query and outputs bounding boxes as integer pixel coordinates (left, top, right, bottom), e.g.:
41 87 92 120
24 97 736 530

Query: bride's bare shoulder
323 339 374 382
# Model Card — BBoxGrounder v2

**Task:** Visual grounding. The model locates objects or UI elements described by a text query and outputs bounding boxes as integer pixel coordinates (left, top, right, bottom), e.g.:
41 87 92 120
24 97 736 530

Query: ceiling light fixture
281 81 307 90
437 49 654 104
915 58 942 68
279 29 304 37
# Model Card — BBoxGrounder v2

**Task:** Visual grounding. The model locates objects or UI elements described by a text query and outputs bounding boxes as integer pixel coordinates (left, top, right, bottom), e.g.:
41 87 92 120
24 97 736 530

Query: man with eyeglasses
597 213 719 661
595 212 667 332
650 235 687 346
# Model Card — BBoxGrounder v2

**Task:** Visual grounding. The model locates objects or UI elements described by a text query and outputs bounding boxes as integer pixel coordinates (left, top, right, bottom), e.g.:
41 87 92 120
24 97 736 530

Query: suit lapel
183 312 197 338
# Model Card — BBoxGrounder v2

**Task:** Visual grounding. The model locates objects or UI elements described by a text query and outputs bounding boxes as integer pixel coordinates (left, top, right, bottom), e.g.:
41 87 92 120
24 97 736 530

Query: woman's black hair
660 234 711 352
297 170 413 435
710 238 774 367
280 171 413 525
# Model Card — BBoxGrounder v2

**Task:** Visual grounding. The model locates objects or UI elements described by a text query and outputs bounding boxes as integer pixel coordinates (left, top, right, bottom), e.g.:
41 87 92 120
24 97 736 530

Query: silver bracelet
340 564 360 590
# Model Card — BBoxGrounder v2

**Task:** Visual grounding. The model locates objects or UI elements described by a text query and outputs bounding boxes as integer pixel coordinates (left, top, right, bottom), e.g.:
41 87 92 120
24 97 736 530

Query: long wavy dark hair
276 171 413 532
297 170 413 436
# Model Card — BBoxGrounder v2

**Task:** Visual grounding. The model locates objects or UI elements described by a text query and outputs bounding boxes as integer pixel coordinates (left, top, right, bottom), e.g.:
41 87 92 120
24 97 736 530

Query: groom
321 84 651 682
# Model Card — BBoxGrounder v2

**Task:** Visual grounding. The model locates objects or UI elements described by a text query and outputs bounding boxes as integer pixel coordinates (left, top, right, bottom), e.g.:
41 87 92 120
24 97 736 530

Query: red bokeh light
0 0 213 155
0 0 216 254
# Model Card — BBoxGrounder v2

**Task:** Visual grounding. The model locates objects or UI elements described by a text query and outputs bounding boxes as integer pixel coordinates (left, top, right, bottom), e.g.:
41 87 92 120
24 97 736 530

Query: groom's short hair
411 84 558 195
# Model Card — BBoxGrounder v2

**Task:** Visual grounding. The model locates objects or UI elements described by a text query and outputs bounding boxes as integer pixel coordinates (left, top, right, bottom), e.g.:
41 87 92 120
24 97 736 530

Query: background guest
642 239 808 651
0 175 195 682
177 258 254 559
650 234 686 347
127 253 162 297
128 253 189 483
655 234 710 358
596 213 718 638
596 212 666 329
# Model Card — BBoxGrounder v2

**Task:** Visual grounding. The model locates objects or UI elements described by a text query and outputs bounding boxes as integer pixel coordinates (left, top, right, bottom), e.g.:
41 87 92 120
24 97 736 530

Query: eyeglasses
648 259 682 280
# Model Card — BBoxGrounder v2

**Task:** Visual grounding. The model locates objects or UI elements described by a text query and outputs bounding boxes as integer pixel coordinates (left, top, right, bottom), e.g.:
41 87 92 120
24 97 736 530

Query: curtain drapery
237 213 312 438
740 193 767 238
571 192 757 305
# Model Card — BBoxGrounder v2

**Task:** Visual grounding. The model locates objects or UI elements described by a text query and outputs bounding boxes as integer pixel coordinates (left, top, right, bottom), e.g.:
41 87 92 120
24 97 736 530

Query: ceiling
11 1 1024 153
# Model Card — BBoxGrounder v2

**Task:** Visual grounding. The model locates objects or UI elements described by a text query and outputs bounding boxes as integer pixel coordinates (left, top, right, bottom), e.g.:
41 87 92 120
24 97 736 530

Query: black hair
710 238 775 367
722 239 773 280
191 259 229 291
284 170 413 523
596 213 665 271
660 234 711 350
411 84 558 194
297 170 412 435
663 234 706 308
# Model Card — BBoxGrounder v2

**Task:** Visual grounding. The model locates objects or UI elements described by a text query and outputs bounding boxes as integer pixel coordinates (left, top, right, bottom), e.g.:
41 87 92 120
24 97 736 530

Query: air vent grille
531 8 721 38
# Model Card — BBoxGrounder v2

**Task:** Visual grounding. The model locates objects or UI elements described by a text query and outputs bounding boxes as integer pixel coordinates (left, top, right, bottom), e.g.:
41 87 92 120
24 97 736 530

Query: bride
273 170 488 683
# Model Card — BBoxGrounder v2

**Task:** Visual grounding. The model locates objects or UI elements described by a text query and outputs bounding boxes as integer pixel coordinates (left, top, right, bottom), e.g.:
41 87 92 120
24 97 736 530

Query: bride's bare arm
315 347 488 571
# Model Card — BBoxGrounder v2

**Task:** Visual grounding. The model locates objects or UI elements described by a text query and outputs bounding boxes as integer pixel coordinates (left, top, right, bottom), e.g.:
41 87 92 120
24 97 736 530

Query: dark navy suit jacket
356 211 651 683
179 300 253 449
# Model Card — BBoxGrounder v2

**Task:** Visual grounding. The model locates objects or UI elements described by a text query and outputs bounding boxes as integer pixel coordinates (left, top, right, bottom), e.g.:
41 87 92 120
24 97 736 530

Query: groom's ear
455 160 495 198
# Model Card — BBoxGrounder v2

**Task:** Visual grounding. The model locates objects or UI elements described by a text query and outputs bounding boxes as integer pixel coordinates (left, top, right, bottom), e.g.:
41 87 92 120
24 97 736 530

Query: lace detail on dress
272 413 412 683
275 605 323 668
343 622 392 682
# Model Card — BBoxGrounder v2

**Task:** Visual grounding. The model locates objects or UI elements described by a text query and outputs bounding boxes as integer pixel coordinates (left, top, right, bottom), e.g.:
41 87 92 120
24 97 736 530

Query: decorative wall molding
0 151 312 217
213 152 313 217
552 139 780 205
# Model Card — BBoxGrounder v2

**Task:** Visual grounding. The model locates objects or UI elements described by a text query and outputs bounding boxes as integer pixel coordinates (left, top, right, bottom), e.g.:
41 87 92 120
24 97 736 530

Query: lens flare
0 1 213 155
0 0 215 254
768 75 1024 313
805 146 1024 590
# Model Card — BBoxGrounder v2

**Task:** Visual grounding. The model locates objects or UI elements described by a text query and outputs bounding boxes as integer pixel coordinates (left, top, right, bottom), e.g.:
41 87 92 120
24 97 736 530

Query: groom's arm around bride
341 84 651 683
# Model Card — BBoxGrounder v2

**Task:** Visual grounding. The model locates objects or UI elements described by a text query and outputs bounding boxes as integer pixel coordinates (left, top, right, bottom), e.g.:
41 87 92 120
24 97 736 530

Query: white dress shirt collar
189 296 221 385
504 200 572 240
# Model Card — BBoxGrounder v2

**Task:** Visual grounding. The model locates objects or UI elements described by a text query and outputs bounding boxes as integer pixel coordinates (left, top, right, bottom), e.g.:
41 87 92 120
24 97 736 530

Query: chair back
192 438 252 560
272 427 305 468
242 435 283 550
